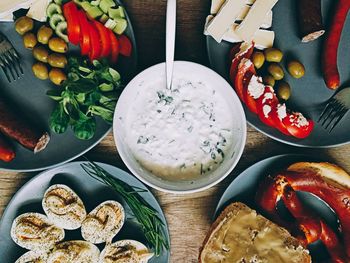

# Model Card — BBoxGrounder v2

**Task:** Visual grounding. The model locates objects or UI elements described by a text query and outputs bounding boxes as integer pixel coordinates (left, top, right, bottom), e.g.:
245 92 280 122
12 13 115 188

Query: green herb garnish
81 161 169 256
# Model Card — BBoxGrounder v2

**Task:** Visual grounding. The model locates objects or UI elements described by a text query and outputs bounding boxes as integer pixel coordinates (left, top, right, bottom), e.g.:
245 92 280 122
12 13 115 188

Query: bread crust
287 162 350 189
199 202 311 263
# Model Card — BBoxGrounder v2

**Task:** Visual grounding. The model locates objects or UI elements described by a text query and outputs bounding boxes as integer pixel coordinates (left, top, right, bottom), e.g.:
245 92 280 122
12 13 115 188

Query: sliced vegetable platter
0 162 170 262
0 0 137 171
207 0 350 147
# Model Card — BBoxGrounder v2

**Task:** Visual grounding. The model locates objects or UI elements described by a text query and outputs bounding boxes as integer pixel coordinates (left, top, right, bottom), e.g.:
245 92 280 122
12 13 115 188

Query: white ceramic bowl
113 61 246 194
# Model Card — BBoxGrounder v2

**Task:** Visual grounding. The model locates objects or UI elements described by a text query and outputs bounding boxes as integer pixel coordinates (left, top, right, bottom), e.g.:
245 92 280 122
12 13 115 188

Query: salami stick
0 134 15 162
322 0 350 89
0 98 50 153
298 0 325 42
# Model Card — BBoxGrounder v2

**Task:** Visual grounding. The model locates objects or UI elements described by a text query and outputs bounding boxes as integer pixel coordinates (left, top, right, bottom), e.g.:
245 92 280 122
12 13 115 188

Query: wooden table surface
1 1 350 262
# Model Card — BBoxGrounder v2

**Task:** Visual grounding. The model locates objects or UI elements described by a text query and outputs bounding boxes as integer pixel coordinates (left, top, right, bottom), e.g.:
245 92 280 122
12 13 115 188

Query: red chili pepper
0 135 15 162
118 35 132 57
88 21 102 61
63 1 81 45
322 0 350 89
92 20 111 58
108 29 120 64
77 10 90 56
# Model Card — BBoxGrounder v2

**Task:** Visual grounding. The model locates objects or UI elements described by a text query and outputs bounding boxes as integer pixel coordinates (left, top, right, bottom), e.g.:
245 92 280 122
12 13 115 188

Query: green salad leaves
47 57 123 140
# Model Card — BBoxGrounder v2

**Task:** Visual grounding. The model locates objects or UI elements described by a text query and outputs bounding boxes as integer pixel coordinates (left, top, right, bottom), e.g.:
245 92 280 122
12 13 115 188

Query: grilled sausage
0 134 15 162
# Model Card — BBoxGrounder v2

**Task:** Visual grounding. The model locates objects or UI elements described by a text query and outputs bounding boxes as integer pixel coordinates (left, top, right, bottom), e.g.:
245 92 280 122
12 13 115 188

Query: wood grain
1 1 350 262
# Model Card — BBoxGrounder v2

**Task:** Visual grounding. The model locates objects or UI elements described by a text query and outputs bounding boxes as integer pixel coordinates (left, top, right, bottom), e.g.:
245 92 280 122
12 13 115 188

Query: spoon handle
166 0 176 90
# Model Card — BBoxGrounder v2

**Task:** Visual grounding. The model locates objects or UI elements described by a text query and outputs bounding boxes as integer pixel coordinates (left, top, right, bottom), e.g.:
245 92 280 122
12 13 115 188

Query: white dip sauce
125 78 234 181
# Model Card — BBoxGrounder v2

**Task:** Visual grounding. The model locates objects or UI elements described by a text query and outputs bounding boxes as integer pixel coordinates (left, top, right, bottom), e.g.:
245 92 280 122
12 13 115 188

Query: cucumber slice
74 0 86 7
55 21 68 43
99 0 116 13
108 6 125 19
80 2 92 10
86 6 104 19
105 18 117 30
91 0 101 6
47 3 62 18
99 14 109 24
49 14 65 30
112 17 127 35
54 0 62 4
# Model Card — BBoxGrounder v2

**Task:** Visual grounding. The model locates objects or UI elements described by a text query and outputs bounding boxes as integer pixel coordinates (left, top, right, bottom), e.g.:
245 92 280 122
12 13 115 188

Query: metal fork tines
318 87 350 133
0 32 23 82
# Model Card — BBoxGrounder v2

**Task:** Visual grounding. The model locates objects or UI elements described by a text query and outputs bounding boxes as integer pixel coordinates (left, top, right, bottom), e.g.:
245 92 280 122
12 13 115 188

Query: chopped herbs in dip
126 78 234 180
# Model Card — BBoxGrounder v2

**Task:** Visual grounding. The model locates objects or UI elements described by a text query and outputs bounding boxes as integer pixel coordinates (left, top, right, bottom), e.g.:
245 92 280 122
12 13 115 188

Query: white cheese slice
235 0 278 41
0 13 14 21
0 0 35 21
26 0 50 22
236 5 272 29
206 0 247 43
204 16 274 49
211 0 255 14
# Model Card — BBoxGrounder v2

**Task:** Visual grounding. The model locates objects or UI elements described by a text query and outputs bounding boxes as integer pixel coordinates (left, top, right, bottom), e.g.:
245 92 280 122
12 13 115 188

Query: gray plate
0 161 170 263
0 0 137 171
215 154 339 262
207 0 350 147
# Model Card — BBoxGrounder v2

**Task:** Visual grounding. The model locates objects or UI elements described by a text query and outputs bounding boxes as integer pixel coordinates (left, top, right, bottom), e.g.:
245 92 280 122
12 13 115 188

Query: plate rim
0 161 171 262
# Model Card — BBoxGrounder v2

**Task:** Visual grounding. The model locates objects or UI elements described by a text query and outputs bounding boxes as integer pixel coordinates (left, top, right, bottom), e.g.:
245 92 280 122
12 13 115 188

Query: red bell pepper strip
77 10 91 56
322 0 350 89
108 29 120 64
88 21 102 61
0 135 15 162
63 2 81 45
92 20 111 58
118 35 132 57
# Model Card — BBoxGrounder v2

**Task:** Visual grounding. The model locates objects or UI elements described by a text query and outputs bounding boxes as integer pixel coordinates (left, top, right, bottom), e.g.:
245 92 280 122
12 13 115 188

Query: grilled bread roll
199 202 311 263
15 251 48 263
99 240 154 263
11 212 65 251
81 200 125 244
42 184 86 230
47 240 100 263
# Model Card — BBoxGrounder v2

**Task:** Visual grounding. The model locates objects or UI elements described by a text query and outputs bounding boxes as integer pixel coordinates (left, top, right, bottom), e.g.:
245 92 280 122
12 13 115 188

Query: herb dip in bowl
114 61 246 193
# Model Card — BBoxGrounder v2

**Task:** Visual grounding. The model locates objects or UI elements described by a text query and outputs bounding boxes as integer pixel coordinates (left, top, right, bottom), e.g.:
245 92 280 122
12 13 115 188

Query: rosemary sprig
81 161 169 256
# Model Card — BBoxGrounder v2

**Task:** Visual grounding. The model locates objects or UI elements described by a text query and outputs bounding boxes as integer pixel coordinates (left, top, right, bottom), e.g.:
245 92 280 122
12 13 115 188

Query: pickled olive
32 62 49 80
252 52 265 69
23 32 37 49
277 81 291 101
15 16 34 35
33 46 49 63
37 25 53 44
264 48 283 62
48 53 67 68
287 60 305 79
49 68 67 85
267 63 285 80
48 37 68 53
262 75 275 87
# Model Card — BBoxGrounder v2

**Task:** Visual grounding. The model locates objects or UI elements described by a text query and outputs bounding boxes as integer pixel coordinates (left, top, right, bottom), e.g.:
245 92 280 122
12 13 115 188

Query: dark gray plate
0 161 170 262
0 0 137 171
215 154 339 262
207 0 350 147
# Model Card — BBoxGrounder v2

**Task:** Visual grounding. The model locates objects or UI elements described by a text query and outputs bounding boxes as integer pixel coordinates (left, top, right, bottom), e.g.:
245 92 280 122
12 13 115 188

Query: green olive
33 46 49 63
23 32 37 49
277 81 291 101
32 62 49 80
287 60 305 79
49 68 67 85
262 75 275 87
267 63 285 80
252 51 265 69
48 53 67 68
48 37 68 53
37 25 53 44
264 48 283 62
15 16 34 35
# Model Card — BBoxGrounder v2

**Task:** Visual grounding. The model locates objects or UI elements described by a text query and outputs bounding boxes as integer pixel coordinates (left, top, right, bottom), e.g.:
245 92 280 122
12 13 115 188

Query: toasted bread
287 162 350 189
199 202 311 263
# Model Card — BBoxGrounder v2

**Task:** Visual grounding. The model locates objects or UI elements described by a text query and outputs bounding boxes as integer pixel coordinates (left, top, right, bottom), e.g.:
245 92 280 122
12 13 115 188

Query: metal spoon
166 0 176 90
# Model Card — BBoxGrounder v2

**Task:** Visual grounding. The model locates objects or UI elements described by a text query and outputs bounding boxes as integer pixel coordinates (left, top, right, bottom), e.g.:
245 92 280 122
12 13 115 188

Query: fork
318 87 350 132
0 32 23 82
